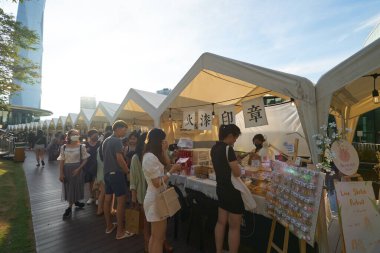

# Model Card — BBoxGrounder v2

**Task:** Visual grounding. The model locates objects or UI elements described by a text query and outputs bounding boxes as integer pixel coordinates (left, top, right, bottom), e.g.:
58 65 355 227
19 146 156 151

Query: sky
1 0 380 119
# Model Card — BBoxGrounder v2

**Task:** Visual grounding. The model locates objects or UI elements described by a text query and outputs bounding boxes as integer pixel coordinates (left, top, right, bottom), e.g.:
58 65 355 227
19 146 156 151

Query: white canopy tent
42 120 51 131
57 116 67 132
235 102 310 157
74 109 95 134
316 39 380 142
157 53 318 161
49 118 59 130
90 101 120 130
113 88 167 129
66 113 78 130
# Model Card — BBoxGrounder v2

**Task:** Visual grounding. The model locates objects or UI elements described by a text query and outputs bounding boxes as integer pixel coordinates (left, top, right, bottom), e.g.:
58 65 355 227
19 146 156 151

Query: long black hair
143 128 167 165
135 132 148 162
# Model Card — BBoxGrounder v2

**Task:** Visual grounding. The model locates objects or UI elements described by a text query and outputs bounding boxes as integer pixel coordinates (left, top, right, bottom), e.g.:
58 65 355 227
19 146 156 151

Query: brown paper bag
156 187 181 219
125 208 141 234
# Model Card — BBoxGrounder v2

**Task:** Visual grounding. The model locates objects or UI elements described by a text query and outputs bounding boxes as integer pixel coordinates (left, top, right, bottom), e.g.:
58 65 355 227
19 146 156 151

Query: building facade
10 0 46 109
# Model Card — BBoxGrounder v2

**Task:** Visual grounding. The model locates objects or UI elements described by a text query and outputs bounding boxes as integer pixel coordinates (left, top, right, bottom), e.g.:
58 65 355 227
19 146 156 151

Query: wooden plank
23 151 208 253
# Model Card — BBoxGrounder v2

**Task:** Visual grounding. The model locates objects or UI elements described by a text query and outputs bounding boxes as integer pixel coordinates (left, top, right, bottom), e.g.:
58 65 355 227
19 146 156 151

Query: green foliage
0 6 40 111
0 161 35 252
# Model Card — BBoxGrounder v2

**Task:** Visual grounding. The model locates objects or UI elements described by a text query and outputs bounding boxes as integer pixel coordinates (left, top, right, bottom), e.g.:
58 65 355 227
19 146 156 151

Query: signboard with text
331 140 359 176
242 97 268 128
217 106 236 126
335 181 380 253
182 111 195 130
198 110 212 130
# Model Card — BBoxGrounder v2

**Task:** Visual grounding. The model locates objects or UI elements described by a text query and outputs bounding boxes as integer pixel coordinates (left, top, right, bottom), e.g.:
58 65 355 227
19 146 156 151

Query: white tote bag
226 146 257 212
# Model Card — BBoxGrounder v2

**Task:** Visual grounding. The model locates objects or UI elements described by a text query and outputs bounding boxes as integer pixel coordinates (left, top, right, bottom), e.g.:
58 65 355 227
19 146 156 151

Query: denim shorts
104 171 127 197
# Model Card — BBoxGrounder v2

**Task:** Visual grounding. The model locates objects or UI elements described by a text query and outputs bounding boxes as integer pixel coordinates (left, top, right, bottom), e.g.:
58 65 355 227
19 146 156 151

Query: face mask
70 135 79 142
255 143 263 149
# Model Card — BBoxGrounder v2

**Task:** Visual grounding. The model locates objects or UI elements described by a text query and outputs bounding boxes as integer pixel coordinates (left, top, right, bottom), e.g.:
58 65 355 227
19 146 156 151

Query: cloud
354 13 380 32
276 54 350 82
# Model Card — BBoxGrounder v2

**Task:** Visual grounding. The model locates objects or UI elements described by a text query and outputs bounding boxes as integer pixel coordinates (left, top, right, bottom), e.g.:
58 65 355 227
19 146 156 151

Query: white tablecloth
169 174 269 218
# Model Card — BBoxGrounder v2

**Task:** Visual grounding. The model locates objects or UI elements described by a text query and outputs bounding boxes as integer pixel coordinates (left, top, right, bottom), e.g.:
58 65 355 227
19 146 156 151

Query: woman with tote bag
142 129 182 253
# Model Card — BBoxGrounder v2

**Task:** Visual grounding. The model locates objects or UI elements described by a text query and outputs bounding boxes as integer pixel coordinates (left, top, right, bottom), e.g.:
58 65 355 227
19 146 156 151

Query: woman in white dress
142 129 181 253
58 129 90 219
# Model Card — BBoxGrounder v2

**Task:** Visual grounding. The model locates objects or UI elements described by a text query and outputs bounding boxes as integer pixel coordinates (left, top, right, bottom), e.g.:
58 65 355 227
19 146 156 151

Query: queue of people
48 120 259 253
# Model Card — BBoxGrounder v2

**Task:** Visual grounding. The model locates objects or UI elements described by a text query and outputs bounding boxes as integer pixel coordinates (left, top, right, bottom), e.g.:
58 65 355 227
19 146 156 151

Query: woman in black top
84 129 101 204
211 124 243 253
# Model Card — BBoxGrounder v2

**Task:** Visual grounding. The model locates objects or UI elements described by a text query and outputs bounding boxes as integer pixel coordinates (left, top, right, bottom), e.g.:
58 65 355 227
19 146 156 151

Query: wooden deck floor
23 151 206 253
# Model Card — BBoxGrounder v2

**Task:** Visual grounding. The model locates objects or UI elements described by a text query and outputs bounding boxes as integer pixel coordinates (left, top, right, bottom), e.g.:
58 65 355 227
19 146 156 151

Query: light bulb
373 89 379 104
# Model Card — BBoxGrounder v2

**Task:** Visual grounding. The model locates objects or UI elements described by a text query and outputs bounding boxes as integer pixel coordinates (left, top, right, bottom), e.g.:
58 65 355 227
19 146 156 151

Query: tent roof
43 120 51 129
57 116 67 127
157 52 318 161
316 38 380 120
75 109 95 126
91 101 120 125
66 113 78 125
49 118 59 129
113 88 167 124
158 52 315 116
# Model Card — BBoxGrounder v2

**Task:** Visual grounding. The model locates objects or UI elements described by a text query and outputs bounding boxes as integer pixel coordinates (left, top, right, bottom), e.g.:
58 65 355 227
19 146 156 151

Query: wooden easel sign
335 181 380 253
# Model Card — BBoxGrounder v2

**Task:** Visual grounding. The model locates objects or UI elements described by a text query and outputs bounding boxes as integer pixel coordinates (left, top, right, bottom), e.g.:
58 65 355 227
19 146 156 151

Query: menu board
266 161 325 246
335 182 380 253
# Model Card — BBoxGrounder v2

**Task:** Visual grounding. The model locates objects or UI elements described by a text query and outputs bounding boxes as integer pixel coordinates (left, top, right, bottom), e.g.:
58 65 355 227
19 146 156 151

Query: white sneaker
86 198 94 205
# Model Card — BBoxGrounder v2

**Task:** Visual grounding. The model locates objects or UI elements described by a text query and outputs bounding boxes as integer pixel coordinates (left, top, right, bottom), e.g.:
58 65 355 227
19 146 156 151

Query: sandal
105 223 117 234
116 230 134 240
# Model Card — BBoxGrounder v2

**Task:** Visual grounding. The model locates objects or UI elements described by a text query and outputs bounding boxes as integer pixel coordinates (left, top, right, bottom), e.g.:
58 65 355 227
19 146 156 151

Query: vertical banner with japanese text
182 111 195 130
217 106 236 126
242 97 268 128
198 110 212 130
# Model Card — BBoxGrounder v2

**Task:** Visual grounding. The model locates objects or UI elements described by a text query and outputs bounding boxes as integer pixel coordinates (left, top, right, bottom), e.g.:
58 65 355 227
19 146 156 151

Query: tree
0 5 39 110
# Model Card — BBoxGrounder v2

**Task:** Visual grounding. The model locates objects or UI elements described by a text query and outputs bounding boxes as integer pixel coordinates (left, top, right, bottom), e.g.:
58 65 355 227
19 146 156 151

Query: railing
352 142 380 151
0 133 15 156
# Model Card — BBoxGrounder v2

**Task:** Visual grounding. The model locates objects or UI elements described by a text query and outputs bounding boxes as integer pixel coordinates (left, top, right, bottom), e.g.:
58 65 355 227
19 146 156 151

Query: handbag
156 178 181 219
226 146 257 212
125 208 142 234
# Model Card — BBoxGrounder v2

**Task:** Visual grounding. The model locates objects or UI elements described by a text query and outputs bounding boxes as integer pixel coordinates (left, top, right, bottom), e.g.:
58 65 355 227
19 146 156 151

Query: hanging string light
363 73 380 104
290 98 295 106
169 108 172 121
212 103 215 118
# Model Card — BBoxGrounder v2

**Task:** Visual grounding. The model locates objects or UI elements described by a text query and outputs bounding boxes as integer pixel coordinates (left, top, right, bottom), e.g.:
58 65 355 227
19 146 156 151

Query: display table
169 174 269 218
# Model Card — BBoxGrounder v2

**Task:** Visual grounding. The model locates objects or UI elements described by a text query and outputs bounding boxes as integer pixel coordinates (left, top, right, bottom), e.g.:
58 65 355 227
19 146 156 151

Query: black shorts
216 186 244 214
104 171 127 197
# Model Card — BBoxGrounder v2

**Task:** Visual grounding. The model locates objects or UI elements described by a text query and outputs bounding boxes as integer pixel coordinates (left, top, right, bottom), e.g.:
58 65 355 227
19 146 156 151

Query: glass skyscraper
10 0 46 109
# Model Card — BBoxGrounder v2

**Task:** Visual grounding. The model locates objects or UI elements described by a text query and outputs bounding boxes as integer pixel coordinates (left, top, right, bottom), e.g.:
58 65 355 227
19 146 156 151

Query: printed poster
335 181 380 253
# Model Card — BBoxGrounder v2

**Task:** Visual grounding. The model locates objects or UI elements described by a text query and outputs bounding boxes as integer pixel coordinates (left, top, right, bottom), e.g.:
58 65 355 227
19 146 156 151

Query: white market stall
56 116 67 133
316 39 380 142
65 113 78 131
89 101 119 131
74 109 95 135
157 52 318 160
113 88 167 131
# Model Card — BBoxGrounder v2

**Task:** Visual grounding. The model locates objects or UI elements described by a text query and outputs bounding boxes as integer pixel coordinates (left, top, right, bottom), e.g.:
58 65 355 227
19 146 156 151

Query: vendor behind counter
247 134 274 165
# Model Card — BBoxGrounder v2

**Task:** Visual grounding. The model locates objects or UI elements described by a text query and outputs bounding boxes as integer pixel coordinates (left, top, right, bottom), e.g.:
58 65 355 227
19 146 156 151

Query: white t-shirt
57 145 90 164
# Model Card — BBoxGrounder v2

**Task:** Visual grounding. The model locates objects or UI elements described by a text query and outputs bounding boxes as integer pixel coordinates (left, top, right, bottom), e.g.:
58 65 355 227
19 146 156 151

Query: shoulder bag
156 177 181 219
